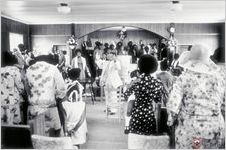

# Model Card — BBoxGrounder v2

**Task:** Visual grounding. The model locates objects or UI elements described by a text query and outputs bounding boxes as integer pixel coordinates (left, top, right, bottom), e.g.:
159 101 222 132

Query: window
9 32 24 52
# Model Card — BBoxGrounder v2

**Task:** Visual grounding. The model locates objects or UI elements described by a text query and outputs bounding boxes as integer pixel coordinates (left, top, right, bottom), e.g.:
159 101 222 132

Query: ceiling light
170 1 183 11
57 3 71 14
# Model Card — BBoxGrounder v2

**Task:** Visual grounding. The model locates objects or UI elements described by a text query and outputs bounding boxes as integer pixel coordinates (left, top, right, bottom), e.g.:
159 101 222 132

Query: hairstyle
110 51 117 56
189 44 210 62
75 49 82 55
62 50 67 55
188 45 192 51
132 44 138 50
34 54 58 65
138 55 158 74
130 69 140 78
144 45 149 51
174 53 180 60
68 68 81 80
18 44 25 52
128 41 133 47
104 43 109 48
1 51 18 67
160 59 168 71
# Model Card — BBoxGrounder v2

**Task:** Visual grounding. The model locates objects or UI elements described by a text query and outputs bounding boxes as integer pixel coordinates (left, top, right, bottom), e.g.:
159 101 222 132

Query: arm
166 76 184 126
54 67 67 100
124 82 137 101
14 68 25 96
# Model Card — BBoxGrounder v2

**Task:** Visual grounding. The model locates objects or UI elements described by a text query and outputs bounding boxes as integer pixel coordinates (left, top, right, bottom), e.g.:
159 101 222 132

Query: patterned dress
26 61 66 136
167 62 225 149
1 66 24 124
124 74 164 135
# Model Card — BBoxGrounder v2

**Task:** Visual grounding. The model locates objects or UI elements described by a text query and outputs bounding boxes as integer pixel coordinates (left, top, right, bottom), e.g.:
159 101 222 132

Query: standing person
167 44 225 149
1 52 25 124
151 43 158 59
26 54 66 137
71 49 91 82
100 52 123 114
62 68 87 148
124 55 164 149
57 50 66 72
156 59 174 105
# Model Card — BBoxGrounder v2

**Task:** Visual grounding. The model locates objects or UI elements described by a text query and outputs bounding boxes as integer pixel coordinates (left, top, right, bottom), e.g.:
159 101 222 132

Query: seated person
62 68 87 147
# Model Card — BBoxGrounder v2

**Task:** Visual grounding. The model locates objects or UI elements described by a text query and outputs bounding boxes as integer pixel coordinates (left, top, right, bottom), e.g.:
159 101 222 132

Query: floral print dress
124 74 164 135
167 62 225 149
1 66 24 124
26 61 66 135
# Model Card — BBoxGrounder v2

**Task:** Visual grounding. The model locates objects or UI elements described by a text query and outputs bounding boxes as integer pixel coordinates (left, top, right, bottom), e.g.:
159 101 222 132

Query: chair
1 124 33 149
31 134 76 149
105 85 125 122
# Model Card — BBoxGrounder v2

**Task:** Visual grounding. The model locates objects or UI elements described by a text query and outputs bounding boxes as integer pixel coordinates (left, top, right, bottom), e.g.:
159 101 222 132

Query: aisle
81 99 127 149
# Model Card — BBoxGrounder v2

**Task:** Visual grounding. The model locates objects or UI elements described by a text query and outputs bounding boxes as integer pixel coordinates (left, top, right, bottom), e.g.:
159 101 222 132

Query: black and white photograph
1 0 225 149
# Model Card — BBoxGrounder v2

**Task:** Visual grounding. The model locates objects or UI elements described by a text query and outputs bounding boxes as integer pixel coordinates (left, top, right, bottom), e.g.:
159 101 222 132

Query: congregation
1 36 225 149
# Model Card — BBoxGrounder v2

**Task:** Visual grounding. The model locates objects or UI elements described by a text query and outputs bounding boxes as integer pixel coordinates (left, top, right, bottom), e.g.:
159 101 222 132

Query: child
62 68 87 148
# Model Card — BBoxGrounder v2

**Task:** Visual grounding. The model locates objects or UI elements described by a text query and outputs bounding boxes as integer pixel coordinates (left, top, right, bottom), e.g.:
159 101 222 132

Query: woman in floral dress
167 44 225 149
1 52 25 124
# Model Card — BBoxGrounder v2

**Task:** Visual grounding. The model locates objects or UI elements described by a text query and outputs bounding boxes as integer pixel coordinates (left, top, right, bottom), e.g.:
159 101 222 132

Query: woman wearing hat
167 44 225 149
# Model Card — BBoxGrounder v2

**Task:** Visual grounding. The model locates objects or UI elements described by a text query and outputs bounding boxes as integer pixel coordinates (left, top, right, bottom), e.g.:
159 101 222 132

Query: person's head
110 51 117 60
1 51 18 67
128 41 133 47
59 50 63 55
35 54 58 65
138 55 158 75
140 44 145 49
152 43 157 48
109 44 115 50
144 45 150 51
133 44 138 51
188 44 210 63
130 69 140 78
160 59 168 71
75 49 82 57
68 68 81 81
104 43 109 48
106 52 112 60
18 44 25 51
62 50 67 55
174 53 180 60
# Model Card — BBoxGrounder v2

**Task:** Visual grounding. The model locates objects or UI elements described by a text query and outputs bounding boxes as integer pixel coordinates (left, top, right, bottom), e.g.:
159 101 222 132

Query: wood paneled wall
28 22 225 62
1 17 30 52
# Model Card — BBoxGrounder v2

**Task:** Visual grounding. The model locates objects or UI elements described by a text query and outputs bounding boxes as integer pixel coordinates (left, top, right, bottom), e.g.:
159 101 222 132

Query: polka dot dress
124 74 163 135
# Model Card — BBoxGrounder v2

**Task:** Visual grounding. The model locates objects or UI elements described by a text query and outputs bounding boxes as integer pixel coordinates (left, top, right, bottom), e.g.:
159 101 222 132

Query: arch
74 23 169 39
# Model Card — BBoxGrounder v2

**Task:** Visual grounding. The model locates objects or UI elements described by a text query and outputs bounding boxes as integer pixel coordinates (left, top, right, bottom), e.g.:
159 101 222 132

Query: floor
80 98 128 149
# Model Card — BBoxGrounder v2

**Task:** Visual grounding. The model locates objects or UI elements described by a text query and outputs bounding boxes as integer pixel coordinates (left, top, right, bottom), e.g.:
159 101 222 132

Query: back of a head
138 55 158 75
189 44 210 63
174 53 180 60
1 51 18 67
68 68 81 80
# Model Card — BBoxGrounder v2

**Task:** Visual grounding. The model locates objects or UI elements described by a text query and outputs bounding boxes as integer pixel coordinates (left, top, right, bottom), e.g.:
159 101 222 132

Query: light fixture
57 3 71 14
170 1 183 11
